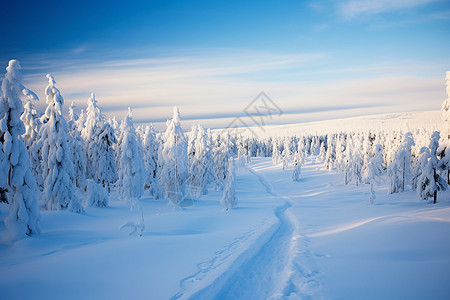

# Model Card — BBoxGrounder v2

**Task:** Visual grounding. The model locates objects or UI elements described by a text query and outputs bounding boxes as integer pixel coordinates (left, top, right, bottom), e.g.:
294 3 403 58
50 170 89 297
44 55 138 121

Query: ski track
172 165 323 300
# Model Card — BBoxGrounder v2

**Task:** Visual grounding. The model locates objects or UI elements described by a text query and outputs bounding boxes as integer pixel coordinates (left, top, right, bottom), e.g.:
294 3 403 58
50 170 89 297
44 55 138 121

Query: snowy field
1 156 449 300
222 111 442 138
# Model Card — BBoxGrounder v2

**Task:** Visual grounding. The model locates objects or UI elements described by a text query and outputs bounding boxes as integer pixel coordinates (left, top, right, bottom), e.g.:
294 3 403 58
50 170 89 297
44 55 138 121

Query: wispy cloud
339 0 435 19
16 48 445 131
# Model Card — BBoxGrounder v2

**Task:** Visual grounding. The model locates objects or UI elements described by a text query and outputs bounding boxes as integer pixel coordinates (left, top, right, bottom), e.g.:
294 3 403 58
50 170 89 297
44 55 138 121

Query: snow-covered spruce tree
0 60 40 237
417 132 447 203
221 157 237 210
412 147 430 191
21 93 41 150
142 124 163 198
441 71 450 139
367 161 376 205
351 151 363 186
437 141 450 185
368 144 384 182
272 139 279 165
212 133 231 190
116 108 145 200
82 93 118 192
387 132 415 193
292 150 302 181
38 74 83 213
158 107 188 206
75 109 85 132
67 102 86 189
20 91 43 189
187 124 198 168
189 125 213 196
318 141 326 163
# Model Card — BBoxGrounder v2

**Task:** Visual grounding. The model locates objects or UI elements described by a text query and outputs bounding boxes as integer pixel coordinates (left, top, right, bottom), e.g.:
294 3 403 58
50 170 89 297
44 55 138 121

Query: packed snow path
175 163 321 300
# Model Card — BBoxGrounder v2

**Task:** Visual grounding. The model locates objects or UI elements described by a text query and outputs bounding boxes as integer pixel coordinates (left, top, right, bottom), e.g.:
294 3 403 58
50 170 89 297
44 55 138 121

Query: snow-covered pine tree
67 102 86 189
272 139 279 165
368 144 384 182
417 132 447 203
75 109 85 132
187 124 198 168
292 150 302 181
82 93 118 192
158 107 188 206
221 157 237 210
213 136 231 190
21 93 41 150
0 60 40 237
437 141 450 185
38 74 83 213
367 161 376 205
441 71 450 139
116 108 145 200
189 125 213 196
352 150 363 186
142 124 163 198
318 141 326 163
387 132 415 193
412 147 430 191
20 91 43 189
324 135 335 171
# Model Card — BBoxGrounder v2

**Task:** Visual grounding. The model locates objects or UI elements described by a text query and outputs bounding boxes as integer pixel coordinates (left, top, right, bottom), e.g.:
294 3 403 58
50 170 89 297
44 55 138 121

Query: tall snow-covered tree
116 108 145 200
0 59 40 237
417 132 447 203
142 124 163 198
158 107 188 206
189 125 213 196
213 132 231 189
82 93 118 192
187 124 198 168
221 157 237 211
367 144 384 182
38 74 83 213
349 150 363 186
67 102 86 189
412 147 431 191
387 132 415 193
20 91 43 189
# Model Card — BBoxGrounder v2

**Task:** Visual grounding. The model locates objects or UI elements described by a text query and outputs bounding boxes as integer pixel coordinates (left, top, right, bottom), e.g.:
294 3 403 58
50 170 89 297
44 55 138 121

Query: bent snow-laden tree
158 107 188 206
82 93 118 192
116 108 145 200
38 74 83 213
0 60 40 237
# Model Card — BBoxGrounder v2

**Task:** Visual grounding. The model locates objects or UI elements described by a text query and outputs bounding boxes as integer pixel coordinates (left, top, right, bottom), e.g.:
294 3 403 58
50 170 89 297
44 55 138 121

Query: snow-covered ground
220 110 442 137
1 156 450 299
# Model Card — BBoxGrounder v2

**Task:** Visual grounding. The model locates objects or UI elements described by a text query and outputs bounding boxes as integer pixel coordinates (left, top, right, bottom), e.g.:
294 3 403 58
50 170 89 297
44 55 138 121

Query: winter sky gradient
1 0 449 129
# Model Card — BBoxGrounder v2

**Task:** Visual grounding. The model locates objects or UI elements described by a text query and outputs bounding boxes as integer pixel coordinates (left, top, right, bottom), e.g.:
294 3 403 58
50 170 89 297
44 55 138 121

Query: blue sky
1 0 449 129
